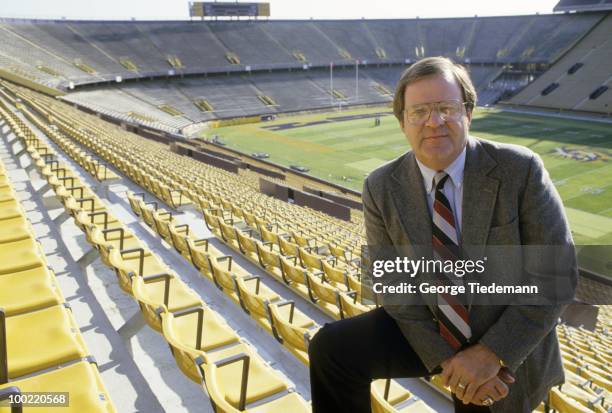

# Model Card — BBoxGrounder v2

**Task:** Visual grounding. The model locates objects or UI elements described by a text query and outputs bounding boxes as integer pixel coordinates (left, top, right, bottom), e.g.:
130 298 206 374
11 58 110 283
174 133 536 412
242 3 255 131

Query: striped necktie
432 171 472 350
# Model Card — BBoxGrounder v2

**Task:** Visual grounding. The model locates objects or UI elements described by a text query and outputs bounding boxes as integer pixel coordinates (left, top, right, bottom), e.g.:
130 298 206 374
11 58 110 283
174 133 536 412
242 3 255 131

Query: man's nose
425 108 445 127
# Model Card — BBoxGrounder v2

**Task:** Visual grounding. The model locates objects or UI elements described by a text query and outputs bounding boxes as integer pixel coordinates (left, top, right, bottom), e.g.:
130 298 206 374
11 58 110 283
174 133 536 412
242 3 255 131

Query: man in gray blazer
308 57 577 412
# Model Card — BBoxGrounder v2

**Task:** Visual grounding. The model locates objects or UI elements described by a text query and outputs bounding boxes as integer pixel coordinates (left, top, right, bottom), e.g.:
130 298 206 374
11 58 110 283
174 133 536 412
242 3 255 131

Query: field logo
552 146 610 162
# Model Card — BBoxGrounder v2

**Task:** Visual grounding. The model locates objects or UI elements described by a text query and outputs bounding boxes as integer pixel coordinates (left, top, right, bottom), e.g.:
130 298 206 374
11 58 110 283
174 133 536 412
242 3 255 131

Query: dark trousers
308 307 491 413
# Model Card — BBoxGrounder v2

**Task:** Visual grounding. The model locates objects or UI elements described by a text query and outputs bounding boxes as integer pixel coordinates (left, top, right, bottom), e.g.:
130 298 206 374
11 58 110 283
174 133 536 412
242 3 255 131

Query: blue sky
2 0 562 20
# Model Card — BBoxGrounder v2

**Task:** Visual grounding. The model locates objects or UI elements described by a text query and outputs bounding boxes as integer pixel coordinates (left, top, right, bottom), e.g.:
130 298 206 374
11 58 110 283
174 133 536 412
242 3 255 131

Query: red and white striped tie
432 172 472 350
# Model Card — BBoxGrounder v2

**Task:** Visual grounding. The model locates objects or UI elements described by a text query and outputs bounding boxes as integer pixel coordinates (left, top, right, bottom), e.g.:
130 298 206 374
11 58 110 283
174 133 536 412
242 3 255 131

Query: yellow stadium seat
268 301 318 365
161 308 241 383
236 229 259 262
298 247 323 272
305 272 341 318
209 257 245 302
140 201 160 228
187 237 213 277
0 186 17 203
197 352 296 411
291 231 316 249
160 186 191 209
557 383 609 413
151 209 177 242
0 265 63 316
2 304 88 379
0 360 116 413
0 238 44 275
255 241 282 276
278 236 299 257
168 224 193 260
371 379 435 413
235 276 280 331
126 191 146 217
90 225 145 268
259 225 285 246
0 198 22 220
219 220 240 250
549 387 594 413
278 255 310 295
0 175 9 189
338 291 374 319
107 247 169 294
0 215 33 243
130 272 201 332
203 209 222 237
321 259 352 291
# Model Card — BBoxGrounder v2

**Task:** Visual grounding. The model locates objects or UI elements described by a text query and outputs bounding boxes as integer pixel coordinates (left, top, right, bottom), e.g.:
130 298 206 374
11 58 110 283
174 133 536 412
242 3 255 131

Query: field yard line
241 124 334 153
598 206 612 215
552 162 612 183
562 182 612 202
564 207 612 238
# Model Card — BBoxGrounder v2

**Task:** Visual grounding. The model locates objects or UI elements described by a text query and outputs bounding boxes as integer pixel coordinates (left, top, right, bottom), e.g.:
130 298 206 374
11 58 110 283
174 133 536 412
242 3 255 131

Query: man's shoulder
474 136 536 165
365 152 409 186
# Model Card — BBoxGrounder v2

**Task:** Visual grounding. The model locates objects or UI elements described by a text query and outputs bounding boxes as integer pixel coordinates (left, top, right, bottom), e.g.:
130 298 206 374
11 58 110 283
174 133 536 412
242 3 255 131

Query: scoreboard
189 2 270 17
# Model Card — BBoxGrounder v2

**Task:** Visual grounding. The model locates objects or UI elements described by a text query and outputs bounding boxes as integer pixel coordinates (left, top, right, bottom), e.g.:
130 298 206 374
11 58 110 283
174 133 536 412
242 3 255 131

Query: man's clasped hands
440 344 515 407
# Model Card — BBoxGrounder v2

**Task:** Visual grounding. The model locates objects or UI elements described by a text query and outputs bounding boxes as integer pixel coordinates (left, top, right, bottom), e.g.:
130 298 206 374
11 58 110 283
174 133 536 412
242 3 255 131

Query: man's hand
470 367 516 406
440 343 502 404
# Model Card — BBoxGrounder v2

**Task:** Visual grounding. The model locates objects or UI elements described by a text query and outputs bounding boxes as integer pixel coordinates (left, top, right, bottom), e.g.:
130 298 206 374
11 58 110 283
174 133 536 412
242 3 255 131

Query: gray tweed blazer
362 136 577 412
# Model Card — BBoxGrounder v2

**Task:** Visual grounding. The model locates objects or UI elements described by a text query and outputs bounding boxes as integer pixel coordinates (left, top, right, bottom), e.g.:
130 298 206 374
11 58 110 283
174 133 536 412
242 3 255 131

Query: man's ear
465 109 473 125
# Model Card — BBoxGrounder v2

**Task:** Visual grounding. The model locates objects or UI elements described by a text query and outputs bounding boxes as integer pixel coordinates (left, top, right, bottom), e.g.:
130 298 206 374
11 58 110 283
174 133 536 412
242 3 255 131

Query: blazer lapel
390 153 436 309
461 137 499 303
390 152 432 250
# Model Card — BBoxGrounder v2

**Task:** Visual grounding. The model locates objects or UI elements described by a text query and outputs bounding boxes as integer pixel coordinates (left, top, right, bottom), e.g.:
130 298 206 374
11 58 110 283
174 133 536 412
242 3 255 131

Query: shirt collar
415 145 466 194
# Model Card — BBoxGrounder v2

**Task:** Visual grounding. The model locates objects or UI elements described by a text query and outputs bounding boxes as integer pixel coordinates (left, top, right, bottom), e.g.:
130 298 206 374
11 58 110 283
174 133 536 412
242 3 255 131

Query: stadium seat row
12 82 365 255
5 78 432 413
3 80 610 413
11 80 435 412
0 95 311 413
126 192 435 413
0 80 499 412
0 110 117 412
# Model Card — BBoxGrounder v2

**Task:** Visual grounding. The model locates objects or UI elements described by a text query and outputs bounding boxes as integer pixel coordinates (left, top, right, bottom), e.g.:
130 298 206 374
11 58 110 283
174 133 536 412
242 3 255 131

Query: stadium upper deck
0 13 603 89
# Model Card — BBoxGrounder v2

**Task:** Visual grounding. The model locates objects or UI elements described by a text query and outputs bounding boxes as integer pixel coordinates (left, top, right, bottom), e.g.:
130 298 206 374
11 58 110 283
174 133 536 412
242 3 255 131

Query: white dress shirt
415 145 466 240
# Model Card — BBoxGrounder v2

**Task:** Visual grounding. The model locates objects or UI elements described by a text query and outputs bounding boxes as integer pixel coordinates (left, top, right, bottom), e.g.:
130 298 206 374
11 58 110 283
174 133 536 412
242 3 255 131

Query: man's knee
309 323 342 365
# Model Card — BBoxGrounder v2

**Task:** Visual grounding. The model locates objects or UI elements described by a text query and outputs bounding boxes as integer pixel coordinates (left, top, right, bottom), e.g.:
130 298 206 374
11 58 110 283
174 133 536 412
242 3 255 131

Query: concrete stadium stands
0 9 611 413
507 13 612 114
2 78 611 413
136 22 230 72
5 21 125 79
58 64 508 132
0 12 608 131
0 14 602 87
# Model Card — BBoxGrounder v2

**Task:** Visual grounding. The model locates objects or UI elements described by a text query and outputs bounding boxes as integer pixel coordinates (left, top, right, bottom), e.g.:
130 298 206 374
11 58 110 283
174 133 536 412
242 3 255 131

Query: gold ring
482 397 494 406
457 383 466 391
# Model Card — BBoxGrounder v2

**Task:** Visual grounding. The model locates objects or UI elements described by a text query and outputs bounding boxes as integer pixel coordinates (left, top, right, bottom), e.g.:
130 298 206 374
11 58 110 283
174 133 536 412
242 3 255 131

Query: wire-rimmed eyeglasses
403 100 468 125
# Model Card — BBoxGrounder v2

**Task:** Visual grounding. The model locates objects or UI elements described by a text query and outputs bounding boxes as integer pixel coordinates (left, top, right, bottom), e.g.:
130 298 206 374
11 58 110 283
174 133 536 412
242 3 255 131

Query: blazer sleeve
362 176 457 373
479 153 578 372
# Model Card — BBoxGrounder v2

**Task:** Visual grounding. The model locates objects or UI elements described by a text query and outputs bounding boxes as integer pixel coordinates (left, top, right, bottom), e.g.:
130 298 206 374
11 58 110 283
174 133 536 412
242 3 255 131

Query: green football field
205 107 612 251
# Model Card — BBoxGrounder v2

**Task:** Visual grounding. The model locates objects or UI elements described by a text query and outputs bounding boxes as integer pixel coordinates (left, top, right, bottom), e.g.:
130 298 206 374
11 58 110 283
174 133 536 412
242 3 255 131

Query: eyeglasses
403 100 467 125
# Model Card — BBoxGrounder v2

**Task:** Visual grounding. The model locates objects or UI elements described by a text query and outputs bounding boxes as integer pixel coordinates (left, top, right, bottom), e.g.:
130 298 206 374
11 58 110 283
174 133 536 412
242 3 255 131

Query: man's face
400 74 472 171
